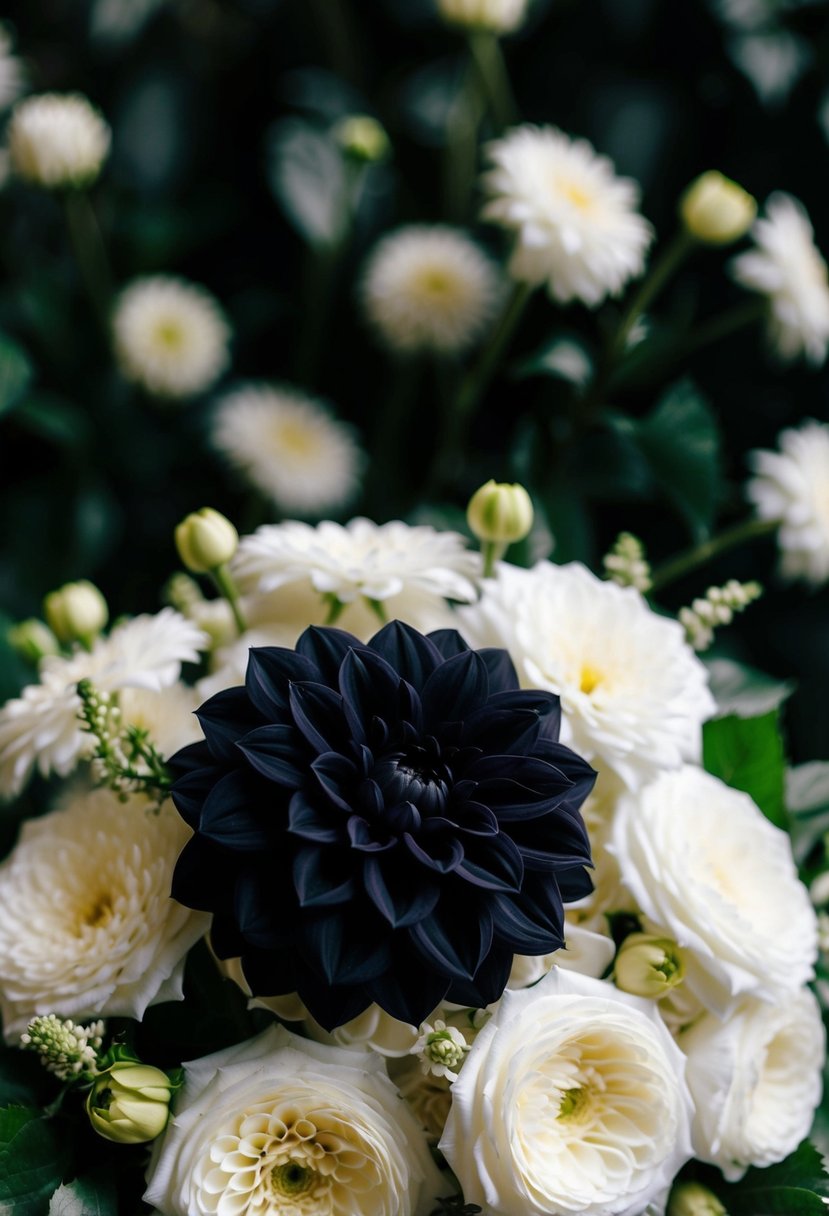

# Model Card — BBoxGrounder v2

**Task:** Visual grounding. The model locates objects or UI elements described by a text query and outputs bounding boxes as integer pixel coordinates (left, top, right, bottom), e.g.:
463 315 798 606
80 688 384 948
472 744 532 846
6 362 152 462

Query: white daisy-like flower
440 968 694 1216
118 684 203 759
212 383 363 515
360 226 502 355
437 0 529 33
481 124 654 306
611 766 818 1015
0 609 208 798
112 276 231 399
9 93 110 189
747 419 829 584
0 788 209 1040
143 1024 443 1216
0 26 25 113
731 193 829 364
458 561 715 790
681 988 824 1180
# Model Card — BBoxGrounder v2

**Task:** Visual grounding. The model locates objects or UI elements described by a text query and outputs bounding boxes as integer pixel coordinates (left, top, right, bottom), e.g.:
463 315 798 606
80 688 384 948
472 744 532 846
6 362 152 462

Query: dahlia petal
288 790 342 844
240 948 299 999
347 815 395 852
311 751 359 811
369 620 444 689
172 836 235 912
409 903 493 982
403 831 464 873
296 625 363 684
446 944 513 1008
455 833 525 892
362 854 440 928
293 847 356 908
491 888 565 953
201 770 277 851
368 952 450 1027
296 970 382 1032
171 755 223 828
556 864 594 901
237 724 306 787
289 682 349 753
442 800 499 837
246 647 318 717
235 873 295 949
303 913 392 987
477 647 521 692
464 689 562 751
420 650 490 726
338 648 401 743
195 686 264 762
426 628 471 659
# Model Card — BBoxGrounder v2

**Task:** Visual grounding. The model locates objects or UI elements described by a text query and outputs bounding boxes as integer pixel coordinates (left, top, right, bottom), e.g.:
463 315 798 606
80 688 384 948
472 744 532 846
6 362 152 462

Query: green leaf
48 1172 117 1216
716 1142 829 1214
703 710 787 828
706 658 795 719
0 334 33 417
13 395 93 450
266 119 348 248
0 1107 71 1216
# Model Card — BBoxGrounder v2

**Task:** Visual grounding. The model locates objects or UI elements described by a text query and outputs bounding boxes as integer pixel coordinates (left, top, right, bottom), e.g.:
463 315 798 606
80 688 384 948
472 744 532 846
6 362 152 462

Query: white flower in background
436 0 529 33
0 26 25 113
389 1059 453 1144
747 419 829 585
112 276 231 399
0 788 208 1040
508 922 615 989
611 766 818 1014
440 968 693 1216
143 1024 443 1216
9 93 110 188
459 561 714 789
361 226 502 355
731 193 829 364
681 987 824 1180
212 383 363 515
0 609 207 798
482 124 653 306
91 0 168 42
118 684 203 759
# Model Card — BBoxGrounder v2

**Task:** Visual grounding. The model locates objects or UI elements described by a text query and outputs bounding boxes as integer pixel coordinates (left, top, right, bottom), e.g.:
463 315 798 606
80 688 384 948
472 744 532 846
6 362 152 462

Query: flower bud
334 115 390 164
614 932 685 998
7 618 60 664
43 580 108 645
668 1181 727 1216
175 507 238 574
87 1061 175 1144
679 171 756 245
467 480 534 546
437 0 529 35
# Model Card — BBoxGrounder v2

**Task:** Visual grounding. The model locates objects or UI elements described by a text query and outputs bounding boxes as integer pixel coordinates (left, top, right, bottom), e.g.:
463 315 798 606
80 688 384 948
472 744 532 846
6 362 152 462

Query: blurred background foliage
1 0 829 757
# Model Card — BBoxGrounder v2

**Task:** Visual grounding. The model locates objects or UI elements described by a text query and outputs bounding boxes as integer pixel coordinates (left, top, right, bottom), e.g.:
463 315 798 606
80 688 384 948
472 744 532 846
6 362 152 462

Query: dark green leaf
13 396 93 450
703 710 787 828
266 119 348 248
716 1142 829 1214
0 1107 71 1216
48 1172 117 1216
0 334 32 417
706 658 795 719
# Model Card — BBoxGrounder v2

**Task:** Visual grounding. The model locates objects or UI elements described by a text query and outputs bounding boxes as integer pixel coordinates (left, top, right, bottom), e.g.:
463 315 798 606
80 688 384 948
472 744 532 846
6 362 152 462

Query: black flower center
372 751 451 818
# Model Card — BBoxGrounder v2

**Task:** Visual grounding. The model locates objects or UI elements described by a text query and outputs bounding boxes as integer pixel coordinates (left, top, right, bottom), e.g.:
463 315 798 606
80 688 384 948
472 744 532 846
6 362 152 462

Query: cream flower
610 766 818 1014
747 419 829 584
681 988 824 1180
118 684 203 759
731 193 829 364
0 788 208 1040
9 92 110 188
482 124 653 306
360 226 502 354
508 923 615 990
389 1058 453 1144
437 0 529 33
459 561 714 790
143 1024 443 1216
440 968 693 1216
0 609 208 798
212 383 363 515
113 276 231 399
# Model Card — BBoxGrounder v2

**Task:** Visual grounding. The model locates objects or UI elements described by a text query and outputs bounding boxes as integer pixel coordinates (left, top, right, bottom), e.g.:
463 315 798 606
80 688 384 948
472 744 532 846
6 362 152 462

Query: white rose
611 766 818 1014
440 968 694 1216
680 987 824 1180
508 922 615 988
144 1024 443 1216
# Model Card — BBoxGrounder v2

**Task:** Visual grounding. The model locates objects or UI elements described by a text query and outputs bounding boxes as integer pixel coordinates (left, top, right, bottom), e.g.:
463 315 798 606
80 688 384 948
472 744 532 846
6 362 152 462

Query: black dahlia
170 621 595 1029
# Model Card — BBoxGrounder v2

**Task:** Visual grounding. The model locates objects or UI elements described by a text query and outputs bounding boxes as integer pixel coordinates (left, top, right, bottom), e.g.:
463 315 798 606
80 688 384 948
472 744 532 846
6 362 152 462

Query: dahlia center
270 1160 319 1197
557 1085 590 1122
154 320 185 350
415 266 460 304
275 422 315 456
81 891 114 929
372 753 450 817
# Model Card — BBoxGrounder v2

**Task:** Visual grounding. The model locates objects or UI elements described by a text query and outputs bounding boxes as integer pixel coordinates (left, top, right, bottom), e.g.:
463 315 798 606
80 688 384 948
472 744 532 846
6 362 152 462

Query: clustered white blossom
679 578 762 651
603 531 653 592
748 418 829 584
20 1014 105 1081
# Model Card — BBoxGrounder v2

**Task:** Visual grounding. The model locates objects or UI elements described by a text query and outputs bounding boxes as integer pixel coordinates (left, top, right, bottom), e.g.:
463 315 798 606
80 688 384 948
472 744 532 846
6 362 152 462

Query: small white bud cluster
411 1019 471 1083
679 579 762 651
603 532 652 593
77 680 170 804
20 1014 104 1082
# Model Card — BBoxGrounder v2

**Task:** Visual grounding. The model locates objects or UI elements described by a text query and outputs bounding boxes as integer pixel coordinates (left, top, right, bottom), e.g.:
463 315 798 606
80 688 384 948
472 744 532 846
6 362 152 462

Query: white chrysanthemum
113 276 231 399
212 383 363 515
9 92 110 188
143 1024 443 1216
437 0 529 33
458 561 715 790
482 125 653 306
0 609 208 798
747 419 829 584
731 193 829 364
611 766 818 1015
361 225 502 355
440 968 694 1216
118 684 203 759
681 988 824 1180
0 26 25 113
0 788 208 1040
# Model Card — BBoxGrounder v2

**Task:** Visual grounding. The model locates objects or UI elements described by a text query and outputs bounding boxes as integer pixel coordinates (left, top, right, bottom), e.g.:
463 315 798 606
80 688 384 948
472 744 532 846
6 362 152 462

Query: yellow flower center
82 892 114 929
557 1085 589 1121
154 320 185 350
270 1161 318 1197
579 664 602 695
559 180 593 211
275 421 316 456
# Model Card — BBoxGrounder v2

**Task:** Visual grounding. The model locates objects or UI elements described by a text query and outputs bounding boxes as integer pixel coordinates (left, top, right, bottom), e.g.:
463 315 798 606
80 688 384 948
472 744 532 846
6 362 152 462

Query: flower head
360 226 502 355
44 579 108 645
679 170 756 245
482 124 653 306
9 92 110 188
170 621 594 1030
20 1014 104 1081
747 419 829 584
112 276 231 399
212 384 363 515
437 0 530 34
88 1061 175 1144
731 193 829 364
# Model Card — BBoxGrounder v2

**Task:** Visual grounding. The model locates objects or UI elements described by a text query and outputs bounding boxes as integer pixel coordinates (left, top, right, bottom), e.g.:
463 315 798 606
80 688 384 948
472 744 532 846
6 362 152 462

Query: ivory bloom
441 968 693 1216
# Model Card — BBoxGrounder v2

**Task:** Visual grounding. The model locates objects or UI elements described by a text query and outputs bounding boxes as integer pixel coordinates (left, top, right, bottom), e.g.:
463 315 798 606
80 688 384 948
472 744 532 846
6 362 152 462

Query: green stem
62 190 114 332
481 540 507 578
466 30 518 134
294 243 342 388
650 517 777 592
681 297 767 357
323 594 345 625
211 564 247 635
609 229 695 363
367 357 421 515
443 60 486 222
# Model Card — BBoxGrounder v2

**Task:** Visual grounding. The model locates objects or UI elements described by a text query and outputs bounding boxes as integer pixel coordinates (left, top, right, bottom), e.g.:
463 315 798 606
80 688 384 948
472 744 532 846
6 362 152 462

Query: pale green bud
668 1181 728 1216
7 618 60 664
614 932 685 998
175 507 238 574
43 580 108 645
467 480 534 546
87 1061 174 1144
334 115 390 163
679 171 756 245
